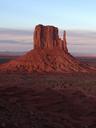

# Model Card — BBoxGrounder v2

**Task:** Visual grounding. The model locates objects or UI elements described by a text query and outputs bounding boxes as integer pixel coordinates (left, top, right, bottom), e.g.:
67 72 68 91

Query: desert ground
0 56 96 128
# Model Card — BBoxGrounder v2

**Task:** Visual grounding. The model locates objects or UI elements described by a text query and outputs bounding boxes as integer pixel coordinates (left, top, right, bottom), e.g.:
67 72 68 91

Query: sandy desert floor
0 57 96 128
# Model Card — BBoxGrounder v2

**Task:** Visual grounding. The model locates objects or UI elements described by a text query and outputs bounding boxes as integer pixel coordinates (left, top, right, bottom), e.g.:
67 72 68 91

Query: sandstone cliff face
0 24 95 73
34 25 68 52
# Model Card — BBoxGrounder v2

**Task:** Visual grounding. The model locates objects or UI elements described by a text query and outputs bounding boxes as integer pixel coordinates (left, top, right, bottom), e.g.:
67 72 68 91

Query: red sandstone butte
0 24 96 73
34 25 68 52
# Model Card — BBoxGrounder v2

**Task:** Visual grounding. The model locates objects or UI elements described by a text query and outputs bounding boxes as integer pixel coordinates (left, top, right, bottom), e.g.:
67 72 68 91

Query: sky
0 0 96 56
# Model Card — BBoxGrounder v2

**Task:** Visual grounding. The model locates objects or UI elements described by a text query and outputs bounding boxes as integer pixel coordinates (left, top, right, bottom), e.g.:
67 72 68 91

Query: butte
0 24 95 73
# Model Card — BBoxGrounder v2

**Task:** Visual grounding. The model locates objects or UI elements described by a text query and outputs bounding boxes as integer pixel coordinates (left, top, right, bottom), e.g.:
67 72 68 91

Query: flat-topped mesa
34 24 68 52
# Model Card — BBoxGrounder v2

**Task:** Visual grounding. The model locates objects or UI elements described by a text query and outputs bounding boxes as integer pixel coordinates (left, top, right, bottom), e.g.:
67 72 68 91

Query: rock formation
34 25 68 52
0 24 96 73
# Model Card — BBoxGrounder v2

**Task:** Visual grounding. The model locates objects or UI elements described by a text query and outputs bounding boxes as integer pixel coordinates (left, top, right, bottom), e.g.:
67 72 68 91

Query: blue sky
0 0 96 56
0 0 96 29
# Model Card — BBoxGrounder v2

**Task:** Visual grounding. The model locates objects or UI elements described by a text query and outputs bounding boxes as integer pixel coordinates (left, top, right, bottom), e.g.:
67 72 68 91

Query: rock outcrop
34 25 68 52
0 24 96 73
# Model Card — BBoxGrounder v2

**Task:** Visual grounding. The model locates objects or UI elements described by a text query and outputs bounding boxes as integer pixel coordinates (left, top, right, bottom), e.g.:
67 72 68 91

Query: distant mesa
0 24 96 73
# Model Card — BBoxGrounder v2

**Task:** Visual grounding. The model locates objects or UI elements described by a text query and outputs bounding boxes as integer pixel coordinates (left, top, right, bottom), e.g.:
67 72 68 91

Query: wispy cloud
0 28 96 56
67 30 96 45
0 28 33 51
66 30 96 56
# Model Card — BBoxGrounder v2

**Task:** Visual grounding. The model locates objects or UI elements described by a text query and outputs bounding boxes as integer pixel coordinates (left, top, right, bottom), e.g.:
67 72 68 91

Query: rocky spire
34 24 68 52
63 31 68 52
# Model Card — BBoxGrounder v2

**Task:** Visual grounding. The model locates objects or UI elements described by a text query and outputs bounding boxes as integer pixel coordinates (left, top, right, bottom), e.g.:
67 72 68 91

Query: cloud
0 28 33 51
67 30 96 45
0 28 96 55
59 30 96 55
0 28 33 36
0 40 32 45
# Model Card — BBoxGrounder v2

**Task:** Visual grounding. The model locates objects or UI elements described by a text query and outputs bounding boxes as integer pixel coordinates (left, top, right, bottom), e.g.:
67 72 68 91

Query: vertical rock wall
34 24 68 52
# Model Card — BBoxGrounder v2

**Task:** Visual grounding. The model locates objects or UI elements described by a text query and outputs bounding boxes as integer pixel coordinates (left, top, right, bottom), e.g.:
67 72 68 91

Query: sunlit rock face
34 24 68 52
